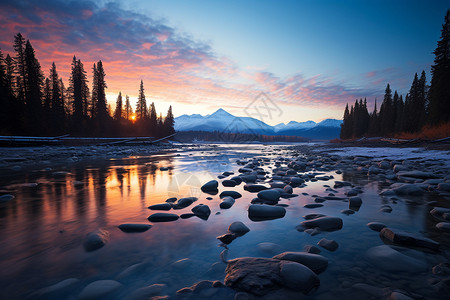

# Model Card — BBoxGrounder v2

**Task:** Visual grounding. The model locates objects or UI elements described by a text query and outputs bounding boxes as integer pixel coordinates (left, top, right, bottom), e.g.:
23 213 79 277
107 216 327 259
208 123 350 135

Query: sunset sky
0 0 448 124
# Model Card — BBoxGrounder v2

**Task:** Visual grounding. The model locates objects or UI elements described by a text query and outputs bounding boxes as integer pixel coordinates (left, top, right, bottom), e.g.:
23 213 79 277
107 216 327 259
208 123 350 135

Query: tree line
340 9 450 139
0 33 175 138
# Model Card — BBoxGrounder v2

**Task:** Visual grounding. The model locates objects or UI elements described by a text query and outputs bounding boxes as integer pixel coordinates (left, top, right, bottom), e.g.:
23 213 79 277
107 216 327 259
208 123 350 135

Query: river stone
222 180 237 187
390 183 424 195
273 252 328 273
301 216 343 231
341 209 355 215
349 196 362 208
317 238 339 251
220 196 235 209
230 176 243 184
166 197 177 203
147 213 179 222
83 229 109 252
248 204 286 221
118 224 152 233
217 233 236 244
192 204 211 220
396 171 437 179
380 227 439 250
224 257 319 296
78 280 123 300
437 182 450 192
436 222 450 232
228 221 250 235
180 213 196 219
430 207 450 220
304 203 323 208
244 184 268 192
304 245 321 254
148 203 172 211
175 197 197 209
0 194 14 202
219 191 242 199
279 261 320 293
303 213 326 220
367 222 387 232
201 180 219 194
366 245 427 272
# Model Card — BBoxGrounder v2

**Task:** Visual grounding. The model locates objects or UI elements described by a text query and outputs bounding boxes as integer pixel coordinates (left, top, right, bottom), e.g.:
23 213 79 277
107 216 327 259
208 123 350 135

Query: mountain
174 108 342 140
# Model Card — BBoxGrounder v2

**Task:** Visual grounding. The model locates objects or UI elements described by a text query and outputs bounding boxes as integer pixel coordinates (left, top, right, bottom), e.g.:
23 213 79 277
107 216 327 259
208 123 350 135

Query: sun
130 115 136 121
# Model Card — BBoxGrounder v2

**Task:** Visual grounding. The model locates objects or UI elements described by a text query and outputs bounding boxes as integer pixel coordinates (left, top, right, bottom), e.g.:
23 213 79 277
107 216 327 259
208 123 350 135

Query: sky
0 0 448 125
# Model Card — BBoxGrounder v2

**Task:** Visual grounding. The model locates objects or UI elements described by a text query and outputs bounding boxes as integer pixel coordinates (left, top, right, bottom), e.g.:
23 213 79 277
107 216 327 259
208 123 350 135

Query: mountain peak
209 108 234 118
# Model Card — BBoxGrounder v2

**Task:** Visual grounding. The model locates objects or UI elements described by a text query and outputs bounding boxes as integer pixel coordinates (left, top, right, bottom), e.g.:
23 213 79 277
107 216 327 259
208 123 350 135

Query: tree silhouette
113 92 123 121
136 80 147 121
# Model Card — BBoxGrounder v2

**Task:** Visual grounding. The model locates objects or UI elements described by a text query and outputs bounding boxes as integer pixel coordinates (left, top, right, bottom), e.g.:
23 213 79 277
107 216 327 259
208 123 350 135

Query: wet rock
239 167 253 173
273 252 328 273
165 197 177 203
366 245 427 272
174 197 197 209
304 245 321 254
437 182 450 192
317 238 339 251
224 257 319 296
349 196 362 209
396 171 437 179
220 191 242 199
303 213 326 220
192 204 211 220
83 229 109 252
283 185 293 194
431 207 450 220
78 280 122 300
248 204 286 221
147 213 179 222
304 203 324 209
341 209 355 215
116 262 148 281
222 180 237 187
432 262 450 275
334 181 352 188
217 233 236 244
390 183 424 195
345 189 358 197
230 176 243 185
123 283 166 300
367 222 387 232
301 216 343 231
180 213 196 219
244 184 268 193
228 221 250 235
241 175 257 183
289 177 304 187
436 222 450 232
148 203 172 211
220 196 235 209
380 227 439 250
201 180 219 194
118 224 152 233
393 164 409 173
160 167 169 171
379 205 392 213
0 194 14 203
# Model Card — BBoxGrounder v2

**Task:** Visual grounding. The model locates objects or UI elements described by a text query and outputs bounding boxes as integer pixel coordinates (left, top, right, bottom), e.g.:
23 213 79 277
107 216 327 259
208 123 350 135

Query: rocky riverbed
0 142 449 299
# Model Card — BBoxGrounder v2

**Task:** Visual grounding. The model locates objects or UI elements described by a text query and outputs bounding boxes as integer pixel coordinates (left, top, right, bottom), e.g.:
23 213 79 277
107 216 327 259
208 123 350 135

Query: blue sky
1 0 448 124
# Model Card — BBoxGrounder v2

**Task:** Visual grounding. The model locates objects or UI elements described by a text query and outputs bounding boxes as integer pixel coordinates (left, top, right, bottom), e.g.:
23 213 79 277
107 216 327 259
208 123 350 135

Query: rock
220 191 242 199
380 227 440 250
396 171 437 179
0 194 14 203
317 238 339 251
201 180 219 194
379 205 392 213
147 213 179 222
78 280 122 300
393 164 409 173
238 167 253 173
283 185 293 194
118 224 152 233
304 203 323 208
248 204 286 221
431 207 450 220
341 209 355 215
367 222 387 232
83 229 109 252
304 245 321 254
279 261 320 293
334 181 352 188
217 233 236 244
289 177 304 187
123 284 166 300
220 196 235 209
34 278 80 298
349 196 362 209
148 203 172 211
244 184 268 193
366 245 427 272
346 189 358 196
222 180 237 187
228 221 250 235
303 213 326 220
180 213 196 219
436 222 450 232
301 216 343 231
166 197 177 203
174 197 197 209
160 167 169 171
437 182 450 192
257 242 280 254
192 204 211 220
391 183 424 195
273 252 328 273
224 257 319 296
230 176 243 185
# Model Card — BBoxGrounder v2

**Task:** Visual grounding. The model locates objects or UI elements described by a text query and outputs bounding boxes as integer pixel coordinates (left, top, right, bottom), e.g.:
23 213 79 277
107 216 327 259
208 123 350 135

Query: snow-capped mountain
174 108 342 140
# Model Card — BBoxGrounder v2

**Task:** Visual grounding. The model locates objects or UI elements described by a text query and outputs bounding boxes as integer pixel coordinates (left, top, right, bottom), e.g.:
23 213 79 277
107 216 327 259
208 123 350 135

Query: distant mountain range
174 108 342 140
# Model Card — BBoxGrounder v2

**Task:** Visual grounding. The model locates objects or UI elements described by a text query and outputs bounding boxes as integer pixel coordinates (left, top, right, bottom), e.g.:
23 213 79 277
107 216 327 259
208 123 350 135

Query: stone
366 245 427 272
174 197 197 209
244 184 268 193
0 194 14 203
379 205 392 213
165 197 177 203
180 213 196 219
437 182 450 192
83 229 109 252
341 209 355 215
217 233 236 244
317 238 339 251
220 196 235 209
367 222 387 232
380 227 439 250
228 221 250 235
192 204 211 220
303 213 326 220
201 180 219 194
34 278 80 298
349 196 362 209
301 216 343 231
248 204 286 221
304 245 321 254
279 261 320 293
220 191 242 199
78 280 122 300
436 222 450 232
396 171 437 179
304 203 323 208
431 207 450 220
160 167 169 171
346 189 358 197
273 252 328 273
222 180 237 187
118 224 152 233
391 183 424 195
148 203 172 211
230 176 243 185
147 213 179 222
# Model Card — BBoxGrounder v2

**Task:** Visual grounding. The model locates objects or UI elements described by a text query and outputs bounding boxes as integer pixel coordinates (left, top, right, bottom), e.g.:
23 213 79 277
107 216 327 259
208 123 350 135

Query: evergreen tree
91 63 98 118
136 80 147 121
50 62 65 132
164 105 175 136
124 94 132 120
13 33 26 101
428 9 450 124
113 92 123 121
69 56 89 128
94 60 107 121
149 102 157 134
340 103 350 139
394 94 404 132
379 84 394 135
368 99 379 136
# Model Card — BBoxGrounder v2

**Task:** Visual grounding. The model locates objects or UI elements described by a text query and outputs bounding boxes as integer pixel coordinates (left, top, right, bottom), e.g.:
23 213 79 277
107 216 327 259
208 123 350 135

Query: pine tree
149 102 157 134
94 60 107 121
395 94 404 132
124 95 132 120
379 84 394 135
340 103 350 139
13 33 26 101
164 105 175 136
70 56 83 125
49 62 65 132
368 99 379 136
91 63 98 118
113 92 123 121
136 80 147 121
428 9 450 124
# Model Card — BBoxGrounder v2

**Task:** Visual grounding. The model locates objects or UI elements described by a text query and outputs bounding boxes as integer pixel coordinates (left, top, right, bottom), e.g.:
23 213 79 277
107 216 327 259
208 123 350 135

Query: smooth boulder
248 204 286 221
118 224 152 233
220 196 235 209
192 204 211 220
148 203 172 211
257 189 281 203
273 252 328 273
379 227 439 250
220 191 242 199
228 221 250 236
83 229 109 252
366 245 427 272
301 216 343 231
78 280 122 300
201 180 219 194
147 213 179 222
